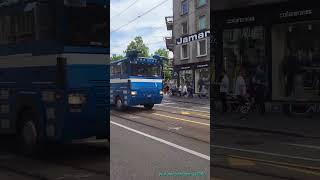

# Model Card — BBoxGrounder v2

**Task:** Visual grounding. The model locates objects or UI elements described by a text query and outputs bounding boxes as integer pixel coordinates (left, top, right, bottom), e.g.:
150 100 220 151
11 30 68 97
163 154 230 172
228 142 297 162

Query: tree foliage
124 36 149 57
153 48 172 81
152 48 169 58
111 54 124 62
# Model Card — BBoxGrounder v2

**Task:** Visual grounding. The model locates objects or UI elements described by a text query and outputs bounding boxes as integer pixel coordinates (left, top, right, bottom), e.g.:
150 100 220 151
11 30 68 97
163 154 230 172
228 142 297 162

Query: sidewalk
214 112 320 138
163 94 210 105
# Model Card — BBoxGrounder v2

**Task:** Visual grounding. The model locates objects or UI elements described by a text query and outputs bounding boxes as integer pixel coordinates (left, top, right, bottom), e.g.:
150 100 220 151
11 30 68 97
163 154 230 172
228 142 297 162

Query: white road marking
200 106 210 109
159 102 177 105
212 145 320 162
156 104 209 113
128 115 139 119
285 143 320 150
168 127 182 131
111 121 210 161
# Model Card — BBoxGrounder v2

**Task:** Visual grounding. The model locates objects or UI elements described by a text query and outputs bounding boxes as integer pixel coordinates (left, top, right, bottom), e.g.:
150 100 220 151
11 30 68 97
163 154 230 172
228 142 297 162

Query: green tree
124 36 149 57
111 54 124 62
153 48 169 58
153 48 172 81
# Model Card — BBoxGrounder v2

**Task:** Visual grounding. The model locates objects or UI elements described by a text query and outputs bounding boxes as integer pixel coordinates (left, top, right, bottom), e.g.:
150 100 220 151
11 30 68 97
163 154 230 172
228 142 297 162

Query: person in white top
182 84 188 97
235 70 247 106
219 71 229 113
178 84 183 96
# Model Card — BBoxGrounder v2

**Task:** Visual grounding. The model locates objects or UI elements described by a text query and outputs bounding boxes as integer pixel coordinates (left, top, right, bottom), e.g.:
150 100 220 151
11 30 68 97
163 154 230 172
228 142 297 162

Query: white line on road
111 121 210 161
161 103 177 105
284 143 320 150
212 145 320 162
200 106 210 109
156 104 209 114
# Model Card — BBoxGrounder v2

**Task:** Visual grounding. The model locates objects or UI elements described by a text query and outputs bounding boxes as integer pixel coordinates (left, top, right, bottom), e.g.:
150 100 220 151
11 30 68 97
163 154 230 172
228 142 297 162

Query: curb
213 123 320 139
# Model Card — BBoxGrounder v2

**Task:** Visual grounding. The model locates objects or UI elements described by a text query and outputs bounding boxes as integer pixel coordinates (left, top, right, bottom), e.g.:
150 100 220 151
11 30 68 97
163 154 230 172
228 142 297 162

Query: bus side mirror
57 57 66 89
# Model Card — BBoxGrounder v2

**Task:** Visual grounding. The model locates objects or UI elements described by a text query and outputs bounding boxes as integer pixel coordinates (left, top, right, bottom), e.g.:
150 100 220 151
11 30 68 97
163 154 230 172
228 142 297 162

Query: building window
198 0 207 7
181 44 189 60
181 0 188 15
197 39 207 57
199 15 206 30
272 21 320 100
179 69 193 88
181 21 188 34
222 26 266 95
195 68 209 93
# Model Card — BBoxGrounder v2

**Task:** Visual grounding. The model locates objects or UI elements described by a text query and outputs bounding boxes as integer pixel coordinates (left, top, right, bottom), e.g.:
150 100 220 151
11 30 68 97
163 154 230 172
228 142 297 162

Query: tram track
211 164 299 180
0 140 109 179
153 107 210 120
0 164 48 180
111 110 209 144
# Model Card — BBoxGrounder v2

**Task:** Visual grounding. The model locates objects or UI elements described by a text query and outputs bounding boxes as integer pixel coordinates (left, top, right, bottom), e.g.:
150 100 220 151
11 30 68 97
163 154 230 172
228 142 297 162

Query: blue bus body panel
129 78 163 106
62 64 109 140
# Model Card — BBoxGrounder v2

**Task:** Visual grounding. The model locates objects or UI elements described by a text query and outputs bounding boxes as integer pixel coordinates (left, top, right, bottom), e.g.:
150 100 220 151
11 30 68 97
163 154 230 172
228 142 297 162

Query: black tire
18 111 39 156
144 104 154 110
115 97 125 111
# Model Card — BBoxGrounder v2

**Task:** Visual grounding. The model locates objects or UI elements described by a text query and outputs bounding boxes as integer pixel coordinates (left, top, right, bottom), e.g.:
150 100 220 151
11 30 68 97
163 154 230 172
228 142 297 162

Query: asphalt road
0 136 109 180
110 97 210 180
211 127 320 180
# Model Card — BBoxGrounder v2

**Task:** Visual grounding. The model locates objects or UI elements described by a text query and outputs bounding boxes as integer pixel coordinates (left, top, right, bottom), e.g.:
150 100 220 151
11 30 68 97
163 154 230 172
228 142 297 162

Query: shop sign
0 0 20 7
64 0 86 7
226 16 255 24
196 64 209 68
176 30 210 45
280 9 312 18
180 66 191 70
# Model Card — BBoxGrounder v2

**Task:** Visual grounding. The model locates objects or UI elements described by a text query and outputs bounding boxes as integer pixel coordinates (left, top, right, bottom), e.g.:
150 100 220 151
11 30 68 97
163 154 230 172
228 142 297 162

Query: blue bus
110 51 166 110
0 0 109 154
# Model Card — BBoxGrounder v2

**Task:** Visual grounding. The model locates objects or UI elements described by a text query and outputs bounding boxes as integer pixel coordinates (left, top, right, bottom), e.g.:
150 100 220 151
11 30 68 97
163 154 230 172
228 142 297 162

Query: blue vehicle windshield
64 2 107 47
130 64 162 78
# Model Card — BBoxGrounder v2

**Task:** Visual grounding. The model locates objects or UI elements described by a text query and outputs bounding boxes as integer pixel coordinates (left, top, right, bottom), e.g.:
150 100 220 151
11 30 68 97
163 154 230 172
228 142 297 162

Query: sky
110 0 173 58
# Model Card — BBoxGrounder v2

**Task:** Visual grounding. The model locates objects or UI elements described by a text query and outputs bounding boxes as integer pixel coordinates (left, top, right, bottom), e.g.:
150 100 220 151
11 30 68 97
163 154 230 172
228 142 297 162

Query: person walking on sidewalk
178 84 183 96
253 65 266 115
235 69 247 115
219 71 229 113
182 83 188 97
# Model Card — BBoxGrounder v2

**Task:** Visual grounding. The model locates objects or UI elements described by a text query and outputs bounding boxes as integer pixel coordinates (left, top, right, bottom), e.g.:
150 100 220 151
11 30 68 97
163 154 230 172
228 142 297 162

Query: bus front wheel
116 97 125 111
144 104 154 110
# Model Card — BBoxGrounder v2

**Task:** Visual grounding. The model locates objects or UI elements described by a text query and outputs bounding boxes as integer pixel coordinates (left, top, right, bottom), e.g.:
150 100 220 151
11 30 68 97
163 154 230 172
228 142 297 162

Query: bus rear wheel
18 112 39 156
144 104 154 110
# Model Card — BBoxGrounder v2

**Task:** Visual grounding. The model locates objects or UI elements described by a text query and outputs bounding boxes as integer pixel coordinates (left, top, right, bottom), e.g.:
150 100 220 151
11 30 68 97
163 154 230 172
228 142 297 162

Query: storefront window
272 21 320 100
179 69 193 87
195 68 210 93
222 26 267 94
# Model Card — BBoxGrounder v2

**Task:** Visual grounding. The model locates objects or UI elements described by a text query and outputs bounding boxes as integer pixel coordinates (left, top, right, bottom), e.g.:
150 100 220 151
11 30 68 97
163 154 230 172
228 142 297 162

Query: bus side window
111 64 121 78
121 62 127 75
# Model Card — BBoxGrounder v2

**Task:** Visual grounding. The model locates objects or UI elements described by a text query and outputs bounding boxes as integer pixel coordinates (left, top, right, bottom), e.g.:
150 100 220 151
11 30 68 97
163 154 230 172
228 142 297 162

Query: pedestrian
219 70 229 113
235 69 247 111
199 84 207 98
253 65 266 115
182 83 188 97
178 84 183 96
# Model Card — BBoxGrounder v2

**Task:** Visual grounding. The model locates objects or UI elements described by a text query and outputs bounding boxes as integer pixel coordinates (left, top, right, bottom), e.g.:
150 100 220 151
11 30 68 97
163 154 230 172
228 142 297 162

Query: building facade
166 0 210 94
211 0 320 113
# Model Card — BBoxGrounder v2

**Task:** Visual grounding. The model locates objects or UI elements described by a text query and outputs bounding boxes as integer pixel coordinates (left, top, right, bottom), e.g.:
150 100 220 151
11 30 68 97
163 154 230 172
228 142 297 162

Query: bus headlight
68 93 86 105
160 90 164 95
131 91 137 96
